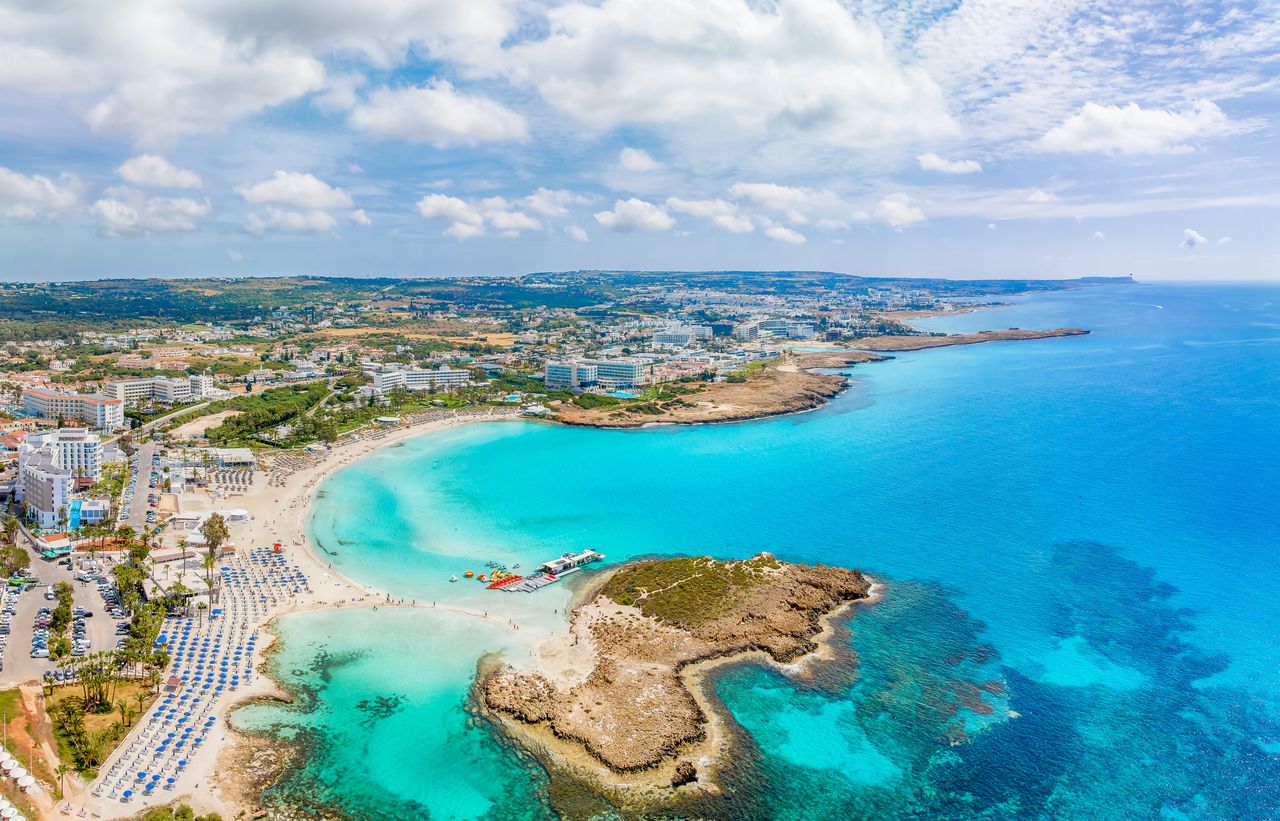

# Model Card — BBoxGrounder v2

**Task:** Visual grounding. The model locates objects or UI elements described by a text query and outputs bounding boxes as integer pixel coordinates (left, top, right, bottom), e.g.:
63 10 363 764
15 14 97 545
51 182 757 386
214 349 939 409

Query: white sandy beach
76 410 525 820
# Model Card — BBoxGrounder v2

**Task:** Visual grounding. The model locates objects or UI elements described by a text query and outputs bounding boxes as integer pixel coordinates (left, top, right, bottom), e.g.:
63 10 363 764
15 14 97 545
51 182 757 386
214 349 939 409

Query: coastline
478 558 878 813
87 321 1080 818
83 409 524 820
552 327 1087 429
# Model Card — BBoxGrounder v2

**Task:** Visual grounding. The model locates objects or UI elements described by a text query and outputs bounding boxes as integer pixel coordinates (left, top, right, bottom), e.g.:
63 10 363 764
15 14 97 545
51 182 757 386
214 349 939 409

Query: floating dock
495 550 604 592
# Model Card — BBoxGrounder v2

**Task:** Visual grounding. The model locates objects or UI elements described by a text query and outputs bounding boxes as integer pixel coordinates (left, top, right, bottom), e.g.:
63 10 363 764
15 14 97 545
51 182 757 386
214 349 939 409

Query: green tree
199 513 229 604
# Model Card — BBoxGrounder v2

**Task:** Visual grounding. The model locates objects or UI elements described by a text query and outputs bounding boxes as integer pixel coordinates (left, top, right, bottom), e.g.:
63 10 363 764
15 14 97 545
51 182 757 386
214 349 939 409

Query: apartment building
21 387 124 430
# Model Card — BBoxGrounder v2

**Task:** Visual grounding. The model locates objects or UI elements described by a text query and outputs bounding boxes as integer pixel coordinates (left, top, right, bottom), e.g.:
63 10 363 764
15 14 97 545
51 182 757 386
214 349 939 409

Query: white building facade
22 388 124 430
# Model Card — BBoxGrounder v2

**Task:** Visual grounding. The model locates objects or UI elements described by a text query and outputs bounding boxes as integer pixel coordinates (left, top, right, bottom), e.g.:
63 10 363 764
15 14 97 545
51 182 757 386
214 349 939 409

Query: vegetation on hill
601 554 784 627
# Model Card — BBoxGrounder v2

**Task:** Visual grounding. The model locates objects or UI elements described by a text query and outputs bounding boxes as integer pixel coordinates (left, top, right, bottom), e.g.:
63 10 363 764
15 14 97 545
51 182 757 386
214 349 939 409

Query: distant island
481 554 873 811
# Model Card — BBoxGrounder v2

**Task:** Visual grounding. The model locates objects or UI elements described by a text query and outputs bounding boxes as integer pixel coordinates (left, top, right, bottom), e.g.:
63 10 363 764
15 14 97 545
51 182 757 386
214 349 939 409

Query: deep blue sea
236 282 1280 820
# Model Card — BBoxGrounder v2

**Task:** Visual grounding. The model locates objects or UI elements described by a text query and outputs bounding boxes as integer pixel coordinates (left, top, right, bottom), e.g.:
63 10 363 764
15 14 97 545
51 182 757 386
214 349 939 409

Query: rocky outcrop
482 555 872 779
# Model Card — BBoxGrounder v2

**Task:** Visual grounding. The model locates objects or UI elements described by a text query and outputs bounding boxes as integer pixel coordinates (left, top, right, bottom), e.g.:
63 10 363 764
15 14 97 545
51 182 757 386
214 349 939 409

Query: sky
0 0 1278 282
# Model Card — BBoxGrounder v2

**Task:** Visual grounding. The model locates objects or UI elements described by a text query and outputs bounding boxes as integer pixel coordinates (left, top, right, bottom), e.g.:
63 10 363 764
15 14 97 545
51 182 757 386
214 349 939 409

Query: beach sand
79 410 523 820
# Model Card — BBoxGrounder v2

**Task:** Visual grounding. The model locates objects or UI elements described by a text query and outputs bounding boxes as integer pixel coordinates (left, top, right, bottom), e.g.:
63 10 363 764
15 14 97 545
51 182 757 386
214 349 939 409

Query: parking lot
0 554 130 686
122 443 161 530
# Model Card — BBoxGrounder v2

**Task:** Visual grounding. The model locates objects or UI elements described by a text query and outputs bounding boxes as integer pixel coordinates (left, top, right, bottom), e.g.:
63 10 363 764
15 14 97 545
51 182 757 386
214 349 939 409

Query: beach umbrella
122 790 133 800
0 807 13 818
8 768 26 780
166 778 176 788
13 777 29 791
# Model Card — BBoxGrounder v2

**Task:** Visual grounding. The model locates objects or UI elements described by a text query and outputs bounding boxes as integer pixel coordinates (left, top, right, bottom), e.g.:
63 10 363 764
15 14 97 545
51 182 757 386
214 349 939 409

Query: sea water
236 282 1280 819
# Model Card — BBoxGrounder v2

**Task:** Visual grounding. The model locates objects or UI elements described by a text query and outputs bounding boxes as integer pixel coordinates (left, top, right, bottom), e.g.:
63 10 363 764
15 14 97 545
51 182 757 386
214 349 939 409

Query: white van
44 585 55 601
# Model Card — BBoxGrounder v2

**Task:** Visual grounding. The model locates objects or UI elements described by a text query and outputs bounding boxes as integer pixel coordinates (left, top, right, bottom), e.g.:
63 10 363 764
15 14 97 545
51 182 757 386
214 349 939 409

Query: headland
481 554 874 809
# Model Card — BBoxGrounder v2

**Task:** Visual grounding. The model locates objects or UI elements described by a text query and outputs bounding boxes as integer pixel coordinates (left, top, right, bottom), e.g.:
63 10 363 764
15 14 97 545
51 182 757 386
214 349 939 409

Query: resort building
364 364 471 394
106 374 213 405
592 359 648 390
544 360 599 390
18 427 102 486
18 452 73 529
545 358 648 391
21 387 124 430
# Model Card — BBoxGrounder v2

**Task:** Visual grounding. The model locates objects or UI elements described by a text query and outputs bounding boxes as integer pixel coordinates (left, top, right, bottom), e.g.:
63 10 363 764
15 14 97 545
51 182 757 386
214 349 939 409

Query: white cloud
0 167 81 220
1218 236 1232 245
227 248 244 262
987 223 997 230
418 193 484 227
417 192 547 239
349 81 528 146
1027 189 1057 203
1181 228 1208 248
91 188 211 235
0 0 522 143
566 225 589 242
727 182 842 224
349 208 372 226
666 197 754 234
1093 230 1106 239
486 209 542 235
618 147 662 172
117 155 202 189
444 222 486 240
765 225 806 244
1039 100 1232 156
237 171 352 209
873 193 925 228
245 207 338 236
507 0 954 150
521 188 588 218
917 153 981 174
593 198 674 232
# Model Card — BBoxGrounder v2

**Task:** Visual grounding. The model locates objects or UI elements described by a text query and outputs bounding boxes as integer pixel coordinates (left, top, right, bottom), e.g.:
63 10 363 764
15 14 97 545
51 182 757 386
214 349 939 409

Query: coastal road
104 402 211 445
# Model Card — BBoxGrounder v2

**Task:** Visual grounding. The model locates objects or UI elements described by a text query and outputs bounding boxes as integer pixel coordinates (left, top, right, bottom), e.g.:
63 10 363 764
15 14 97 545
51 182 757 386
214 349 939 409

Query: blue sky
0 0 1277 281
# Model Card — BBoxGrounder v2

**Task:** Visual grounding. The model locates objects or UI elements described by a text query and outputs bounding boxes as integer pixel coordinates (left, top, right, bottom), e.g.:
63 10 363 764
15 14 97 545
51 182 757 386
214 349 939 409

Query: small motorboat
477 574 488 582
512 563 520 569
464 570 474 578
450 575 458 583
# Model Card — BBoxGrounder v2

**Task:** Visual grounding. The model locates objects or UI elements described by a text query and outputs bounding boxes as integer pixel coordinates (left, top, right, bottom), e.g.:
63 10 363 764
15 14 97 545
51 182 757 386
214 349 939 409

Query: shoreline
479 558 879 811
86 321 1075 817
82 410 524 820
552 327 1087 429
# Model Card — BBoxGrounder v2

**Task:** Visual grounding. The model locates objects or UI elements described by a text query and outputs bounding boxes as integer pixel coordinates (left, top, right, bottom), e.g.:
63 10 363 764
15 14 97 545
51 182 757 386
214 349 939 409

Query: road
104 401 211 445
122 442 158 531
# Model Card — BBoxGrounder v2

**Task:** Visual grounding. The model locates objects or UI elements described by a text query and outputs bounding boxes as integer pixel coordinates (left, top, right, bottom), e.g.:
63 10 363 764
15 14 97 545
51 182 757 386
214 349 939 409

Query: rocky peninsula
481 554 873 806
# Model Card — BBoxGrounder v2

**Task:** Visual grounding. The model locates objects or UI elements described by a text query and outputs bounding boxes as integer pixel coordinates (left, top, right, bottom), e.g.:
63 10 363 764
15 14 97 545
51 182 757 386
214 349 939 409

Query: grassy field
601 554 783 628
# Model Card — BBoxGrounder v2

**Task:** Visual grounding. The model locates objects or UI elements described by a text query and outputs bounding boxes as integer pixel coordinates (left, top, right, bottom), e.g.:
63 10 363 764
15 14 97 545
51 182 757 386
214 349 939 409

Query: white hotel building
16 428 103 529
545 358 648 391
363 364 472 395
22 387 124 430
107 373 218 406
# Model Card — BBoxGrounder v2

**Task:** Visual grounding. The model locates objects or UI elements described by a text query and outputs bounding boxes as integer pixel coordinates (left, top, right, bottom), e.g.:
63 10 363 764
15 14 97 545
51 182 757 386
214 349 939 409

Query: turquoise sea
235 282 1280 820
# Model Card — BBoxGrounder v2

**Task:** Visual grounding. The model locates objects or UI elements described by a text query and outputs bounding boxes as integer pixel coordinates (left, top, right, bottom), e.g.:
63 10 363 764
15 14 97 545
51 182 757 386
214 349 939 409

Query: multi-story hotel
106 373 218 406
545 358 647 390
16 428 103 529
364 364 471 394
21 387 124 430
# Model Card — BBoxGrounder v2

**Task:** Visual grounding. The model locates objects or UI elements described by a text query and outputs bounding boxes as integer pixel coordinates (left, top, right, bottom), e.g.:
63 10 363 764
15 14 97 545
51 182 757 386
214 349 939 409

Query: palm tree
54 762 70 799
2 515 17 547
199 513 229 605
